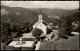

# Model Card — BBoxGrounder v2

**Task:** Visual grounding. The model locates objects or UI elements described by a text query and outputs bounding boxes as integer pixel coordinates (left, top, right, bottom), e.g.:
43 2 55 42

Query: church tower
38 6 43 21
39 15 42 21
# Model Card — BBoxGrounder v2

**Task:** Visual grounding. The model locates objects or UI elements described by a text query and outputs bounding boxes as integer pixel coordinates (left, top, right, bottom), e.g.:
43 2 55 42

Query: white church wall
35 22 47 35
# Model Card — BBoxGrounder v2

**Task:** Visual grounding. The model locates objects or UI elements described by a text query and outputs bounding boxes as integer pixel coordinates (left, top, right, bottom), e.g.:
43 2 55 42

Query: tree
32 28 43 38
7 25 11 37
58 11 79 38
29 26 33 32
58 22 68 39
46 28 52 34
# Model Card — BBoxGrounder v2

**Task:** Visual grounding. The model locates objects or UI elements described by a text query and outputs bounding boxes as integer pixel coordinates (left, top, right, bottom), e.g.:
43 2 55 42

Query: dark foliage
58 9 79 38
1 22 33 43
46 28 52 34
32 28 43 37
62 35 68 39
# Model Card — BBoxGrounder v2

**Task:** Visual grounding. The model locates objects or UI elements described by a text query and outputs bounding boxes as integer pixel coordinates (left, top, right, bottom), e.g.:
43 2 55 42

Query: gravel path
35 41 41 50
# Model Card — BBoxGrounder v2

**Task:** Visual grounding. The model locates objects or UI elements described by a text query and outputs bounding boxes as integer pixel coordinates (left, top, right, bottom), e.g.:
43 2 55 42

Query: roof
42 21 48 26
33 20 48 28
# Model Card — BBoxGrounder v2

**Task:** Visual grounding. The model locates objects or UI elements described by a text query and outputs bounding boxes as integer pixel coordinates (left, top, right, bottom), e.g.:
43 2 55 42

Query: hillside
1 5 79 25
30 8 73 17
62 9 79 18
1 5 48 24
63 9 79 22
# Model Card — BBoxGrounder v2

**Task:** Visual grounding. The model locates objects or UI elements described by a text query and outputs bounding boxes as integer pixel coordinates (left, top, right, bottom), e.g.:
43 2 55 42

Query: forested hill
1 5 48 24
58 8 79 37
64 9 79 22
29 8 73 17
61 9 79 18
1 5 79 25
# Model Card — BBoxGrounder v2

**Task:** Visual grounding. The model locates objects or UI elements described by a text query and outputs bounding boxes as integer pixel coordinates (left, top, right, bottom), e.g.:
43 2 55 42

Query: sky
1 1 79 10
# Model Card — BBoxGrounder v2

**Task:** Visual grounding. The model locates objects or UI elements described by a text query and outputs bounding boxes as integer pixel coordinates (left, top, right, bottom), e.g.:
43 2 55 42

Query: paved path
52 30 58 34
35 41 41 50
51 30 59 41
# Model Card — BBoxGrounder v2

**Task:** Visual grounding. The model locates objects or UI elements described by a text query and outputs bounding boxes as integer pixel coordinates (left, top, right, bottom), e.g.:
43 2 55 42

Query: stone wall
1 38 36 50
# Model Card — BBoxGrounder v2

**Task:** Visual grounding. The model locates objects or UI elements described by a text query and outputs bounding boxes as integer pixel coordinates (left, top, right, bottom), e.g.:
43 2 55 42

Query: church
32 15 49 35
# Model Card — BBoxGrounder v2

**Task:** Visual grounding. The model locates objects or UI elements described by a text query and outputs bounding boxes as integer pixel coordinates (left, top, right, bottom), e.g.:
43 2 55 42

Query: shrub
47 28 52 34
58 22 68 39
29 26 33 32
32 28 43 37
11 32 18 38
61 34 68 39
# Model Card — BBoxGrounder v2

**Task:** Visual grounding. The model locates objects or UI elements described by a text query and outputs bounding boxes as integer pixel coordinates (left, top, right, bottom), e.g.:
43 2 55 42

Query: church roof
42 21 48 26
33 15 48 28
33 20 48 28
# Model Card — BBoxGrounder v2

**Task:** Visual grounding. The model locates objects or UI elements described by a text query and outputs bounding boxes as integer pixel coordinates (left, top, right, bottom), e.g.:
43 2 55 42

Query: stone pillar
39 15 42 21
20 38 22 44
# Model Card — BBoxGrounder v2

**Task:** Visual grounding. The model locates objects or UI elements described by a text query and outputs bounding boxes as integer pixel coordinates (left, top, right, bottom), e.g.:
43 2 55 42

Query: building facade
32 15 48 35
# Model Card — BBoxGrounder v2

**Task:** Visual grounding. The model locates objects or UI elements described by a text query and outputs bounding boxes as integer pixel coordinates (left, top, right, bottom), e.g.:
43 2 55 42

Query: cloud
1 1 79 10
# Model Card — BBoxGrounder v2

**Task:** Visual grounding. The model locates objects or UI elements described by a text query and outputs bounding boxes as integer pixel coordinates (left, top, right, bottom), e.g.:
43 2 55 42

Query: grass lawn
39 35 79 50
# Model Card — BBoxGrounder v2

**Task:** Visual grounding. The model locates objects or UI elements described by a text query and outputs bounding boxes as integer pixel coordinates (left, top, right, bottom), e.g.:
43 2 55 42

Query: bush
11 32 18 38
58 26 65 37
32 28 43 37
58 20 72 38
47 28 52 34
29 26 33 32
61 35 68 39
